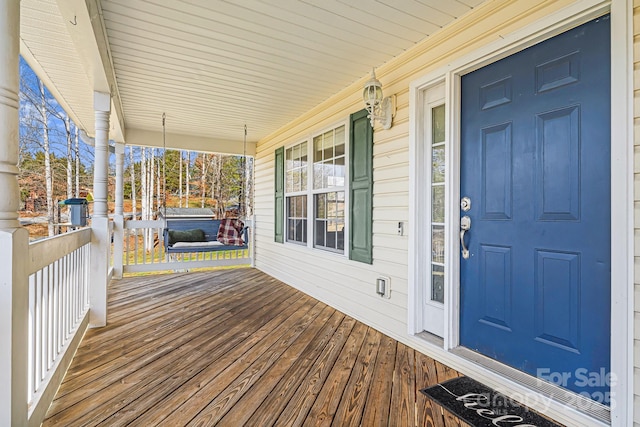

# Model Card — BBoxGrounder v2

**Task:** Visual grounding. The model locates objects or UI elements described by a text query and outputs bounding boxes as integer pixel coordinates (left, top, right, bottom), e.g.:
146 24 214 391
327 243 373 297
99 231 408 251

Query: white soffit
20 0 485 148
20 0 97 136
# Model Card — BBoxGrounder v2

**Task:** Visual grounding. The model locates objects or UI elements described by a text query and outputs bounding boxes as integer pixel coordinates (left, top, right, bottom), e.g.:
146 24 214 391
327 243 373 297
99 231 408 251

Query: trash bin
61 198 88 226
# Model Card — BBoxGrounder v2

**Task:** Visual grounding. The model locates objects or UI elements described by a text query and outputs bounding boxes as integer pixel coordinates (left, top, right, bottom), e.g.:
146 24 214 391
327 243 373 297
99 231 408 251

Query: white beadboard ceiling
20 0 485 149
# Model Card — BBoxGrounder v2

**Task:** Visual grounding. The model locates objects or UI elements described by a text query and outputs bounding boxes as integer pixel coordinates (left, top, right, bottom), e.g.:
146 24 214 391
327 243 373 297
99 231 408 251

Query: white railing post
0 229 30 427
90 91 111 327
113 142 125 279
0 0 29 424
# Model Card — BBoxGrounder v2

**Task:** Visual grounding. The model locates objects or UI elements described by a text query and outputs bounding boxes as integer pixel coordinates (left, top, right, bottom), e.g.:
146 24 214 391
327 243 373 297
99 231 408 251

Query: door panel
460 16 610 401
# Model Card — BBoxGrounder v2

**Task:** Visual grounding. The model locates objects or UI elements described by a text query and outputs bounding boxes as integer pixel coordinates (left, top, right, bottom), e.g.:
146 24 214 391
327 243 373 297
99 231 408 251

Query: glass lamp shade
363 71 383 108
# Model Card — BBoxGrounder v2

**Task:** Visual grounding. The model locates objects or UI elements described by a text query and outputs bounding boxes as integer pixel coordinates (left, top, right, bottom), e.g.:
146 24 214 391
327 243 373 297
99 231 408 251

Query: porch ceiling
20 0 485 152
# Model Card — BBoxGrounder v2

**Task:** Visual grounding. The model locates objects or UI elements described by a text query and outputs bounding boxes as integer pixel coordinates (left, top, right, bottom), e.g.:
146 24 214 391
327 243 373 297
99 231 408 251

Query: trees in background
124 147 251 219
19 57 253 240
19 57 93 236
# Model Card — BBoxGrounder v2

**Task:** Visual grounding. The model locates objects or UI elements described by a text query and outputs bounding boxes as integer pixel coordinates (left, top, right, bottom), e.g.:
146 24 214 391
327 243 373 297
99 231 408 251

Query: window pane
315 219 326 247
334 156 345 187
285 142 308 192
432 104 445 144
286 195 307 244
314 191 344 253
292 144 299 168
432 225 445 264
313 163 323 189
430 104 446 305
324 161 335 187
432 185 445 223
324 141 334 160
431 264 445 303
286 170 292 193
299 193 306 216
316 193 326 219
313 125 346 190
301 167 307 192
432 146 445 183
335 126 345 156
292 169 300 191
314 135 323 163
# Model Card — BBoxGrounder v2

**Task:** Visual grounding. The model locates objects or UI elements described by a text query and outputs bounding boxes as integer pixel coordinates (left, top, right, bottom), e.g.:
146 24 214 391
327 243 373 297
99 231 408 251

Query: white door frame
408 1 633 425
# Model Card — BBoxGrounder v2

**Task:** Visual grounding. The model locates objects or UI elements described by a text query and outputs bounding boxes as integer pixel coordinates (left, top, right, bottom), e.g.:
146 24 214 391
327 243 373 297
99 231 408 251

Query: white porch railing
121 218 254 274
27 228 92 425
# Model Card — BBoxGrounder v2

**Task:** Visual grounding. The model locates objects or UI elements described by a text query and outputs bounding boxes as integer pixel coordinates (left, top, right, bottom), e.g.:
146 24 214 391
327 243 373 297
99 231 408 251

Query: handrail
28 228 91 274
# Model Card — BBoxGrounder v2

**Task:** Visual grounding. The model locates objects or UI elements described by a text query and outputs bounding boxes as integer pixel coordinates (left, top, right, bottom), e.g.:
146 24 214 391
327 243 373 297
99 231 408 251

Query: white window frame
408 1 632 426
311 126 347 253
283 120 350 256
284 141 308 246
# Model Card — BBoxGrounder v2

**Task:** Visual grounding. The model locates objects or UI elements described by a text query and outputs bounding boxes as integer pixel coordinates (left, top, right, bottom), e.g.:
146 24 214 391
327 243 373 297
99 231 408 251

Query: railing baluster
27 229 92 408
28 274 35 399
35 269 42 389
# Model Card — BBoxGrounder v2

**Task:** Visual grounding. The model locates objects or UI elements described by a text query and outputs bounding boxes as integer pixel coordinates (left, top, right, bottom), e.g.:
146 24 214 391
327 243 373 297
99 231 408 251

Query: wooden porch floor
43 268 466 426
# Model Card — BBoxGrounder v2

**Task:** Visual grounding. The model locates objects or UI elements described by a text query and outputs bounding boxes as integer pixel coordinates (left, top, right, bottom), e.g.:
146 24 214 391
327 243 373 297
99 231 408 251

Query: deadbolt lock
461 197 471 212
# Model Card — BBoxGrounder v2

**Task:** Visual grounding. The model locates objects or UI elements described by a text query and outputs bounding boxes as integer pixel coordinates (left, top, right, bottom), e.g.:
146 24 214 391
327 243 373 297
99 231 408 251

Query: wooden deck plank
274 316 358 426
59 277 278 390
182 301 328 426
389 342 416 427
41 268 468 427
301 322 368 427
330 326 382 427
360 334 397 427
417 351 447 427
126 293 316 426
102 294 315 427
241 310 346 426
150 297 320 425
44 281 302 425
216 307 341 426
65 272 265 370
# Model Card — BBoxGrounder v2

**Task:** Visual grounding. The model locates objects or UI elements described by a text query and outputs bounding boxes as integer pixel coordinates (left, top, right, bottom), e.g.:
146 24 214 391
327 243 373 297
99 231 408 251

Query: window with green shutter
273 111 372 262
349 109 373 264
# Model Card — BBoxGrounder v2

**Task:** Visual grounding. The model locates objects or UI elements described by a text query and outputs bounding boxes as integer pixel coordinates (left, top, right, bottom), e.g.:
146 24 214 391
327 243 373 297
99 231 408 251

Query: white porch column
0 0 29 425
113 142 124 279
90 91 111 327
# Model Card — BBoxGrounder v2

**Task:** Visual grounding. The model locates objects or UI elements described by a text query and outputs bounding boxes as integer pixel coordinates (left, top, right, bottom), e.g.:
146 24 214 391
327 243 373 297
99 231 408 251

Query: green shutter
274 147 284 243
349 109 373 264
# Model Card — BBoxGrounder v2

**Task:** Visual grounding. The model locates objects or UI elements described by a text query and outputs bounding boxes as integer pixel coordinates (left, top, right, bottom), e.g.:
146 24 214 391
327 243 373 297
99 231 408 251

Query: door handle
460 215 471 259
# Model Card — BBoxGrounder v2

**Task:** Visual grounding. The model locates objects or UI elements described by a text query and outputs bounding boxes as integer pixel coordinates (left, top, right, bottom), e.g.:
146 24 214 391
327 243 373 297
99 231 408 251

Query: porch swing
160 114 250 254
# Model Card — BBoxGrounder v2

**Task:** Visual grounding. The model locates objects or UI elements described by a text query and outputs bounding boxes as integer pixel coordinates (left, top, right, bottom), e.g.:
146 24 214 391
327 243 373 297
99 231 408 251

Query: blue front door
460 16 611 401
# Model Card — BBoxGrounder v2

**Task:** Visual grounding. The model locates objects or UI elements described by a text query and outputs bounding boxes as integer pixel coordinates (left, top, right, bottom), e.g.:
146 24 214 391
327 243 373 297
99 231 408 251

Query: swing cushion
167 228 206 245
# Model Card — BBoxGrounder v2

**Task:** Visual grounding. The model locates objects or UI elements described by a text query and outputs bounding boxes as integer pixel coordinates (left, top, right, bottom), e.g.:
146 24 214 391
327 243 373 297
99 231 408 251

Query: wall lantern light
362 68 395 130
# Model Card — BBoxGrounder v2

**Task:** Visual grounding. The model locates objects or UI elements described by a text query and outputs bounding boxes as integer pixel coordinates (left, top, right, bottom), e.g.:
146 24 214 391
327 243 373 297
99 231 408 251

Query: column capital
93 91 111 113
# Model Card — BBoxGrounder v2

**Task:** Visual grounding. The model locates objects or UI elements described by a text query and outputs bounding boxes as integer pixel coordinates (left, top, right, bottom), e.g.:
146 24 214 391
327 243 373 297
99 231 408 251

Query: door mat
420 376 563 427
